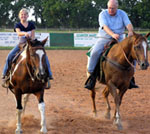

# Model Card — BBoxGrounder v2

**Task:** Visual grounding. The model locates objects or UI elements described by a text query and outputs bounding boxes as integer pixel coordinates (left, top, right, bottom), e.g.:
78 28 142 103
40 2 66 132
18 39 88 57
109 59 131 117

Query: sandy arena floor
0 50 150 134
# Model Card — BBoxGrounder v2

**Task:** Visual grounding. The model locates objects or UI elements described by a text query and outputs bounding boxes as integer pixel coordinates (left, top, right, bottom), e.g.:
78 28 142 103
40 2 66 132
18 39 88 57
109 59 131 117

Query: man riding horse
85 0 138 90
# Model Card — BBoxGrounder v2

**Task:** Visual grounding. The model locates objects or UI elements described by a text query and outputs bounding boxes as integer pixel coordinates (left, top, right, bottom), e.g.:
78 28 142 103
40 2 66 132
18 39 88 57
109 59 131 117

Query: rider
85 0 139 90
2 8 53 89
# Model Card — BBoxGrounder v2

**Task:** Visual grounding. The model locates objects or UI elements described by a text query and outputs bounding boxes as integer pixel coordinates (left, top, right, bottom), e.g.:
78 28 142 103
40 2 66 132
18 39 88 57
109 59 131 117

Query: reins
118 39 141 71
26 62 35 82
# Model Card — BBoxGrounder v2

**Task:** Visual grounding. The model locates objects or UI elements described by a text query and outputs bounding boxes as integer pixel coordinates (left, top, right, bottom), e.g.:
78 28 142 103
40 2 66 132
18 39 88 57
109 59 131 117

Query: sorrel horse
7 37 49 134
87 32 150 130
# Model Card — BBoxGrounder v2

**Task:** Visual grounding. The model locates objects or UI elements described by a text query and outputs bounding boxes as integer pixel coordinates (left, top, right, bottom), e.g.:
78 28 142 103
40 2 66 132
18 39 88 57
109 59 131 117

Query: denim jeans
3 45 20 75
45 55 53 77
3 45 52 77
88 38 112 73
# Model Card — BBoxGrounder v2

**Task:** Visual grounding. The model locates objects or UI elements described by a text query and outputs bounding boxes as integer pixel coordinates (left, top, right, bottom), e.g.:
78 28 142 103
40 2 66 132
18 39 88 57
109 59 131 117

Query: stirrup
2 79 9 88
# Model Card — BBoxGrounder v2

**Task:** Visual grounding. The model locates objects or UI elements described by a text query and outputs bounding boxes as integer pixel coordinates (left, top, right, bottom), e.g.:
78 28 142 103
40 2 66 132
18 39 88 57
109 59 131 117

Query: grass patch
0 46 90 50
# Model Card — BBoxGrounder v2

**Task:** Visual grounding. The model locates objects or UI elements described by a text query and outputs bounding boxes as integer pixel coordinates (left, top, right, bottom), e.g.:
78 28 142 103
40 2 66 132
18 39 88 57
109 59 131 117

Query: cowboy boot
129 77 139 89
45 78 51 89
1 75 9 88
84 73 97 90
45 76 53 89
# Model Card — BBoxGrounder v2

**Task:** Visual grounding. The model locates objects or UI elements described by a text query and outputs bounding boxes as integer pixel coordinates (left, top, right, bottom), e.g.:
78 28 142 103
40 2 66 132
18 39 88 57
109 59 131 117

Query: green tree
42 0 103 28
0 0 14 27
118 0 150 28
25 0 46 27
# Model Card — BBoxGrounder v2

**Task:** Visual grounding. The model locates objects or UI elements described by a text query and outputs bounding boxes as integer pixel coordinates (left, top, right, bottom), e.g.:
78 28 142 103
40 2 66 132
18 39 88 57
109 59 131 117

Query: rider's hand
24 32 30 38
128 31 133 37
112 33 119 41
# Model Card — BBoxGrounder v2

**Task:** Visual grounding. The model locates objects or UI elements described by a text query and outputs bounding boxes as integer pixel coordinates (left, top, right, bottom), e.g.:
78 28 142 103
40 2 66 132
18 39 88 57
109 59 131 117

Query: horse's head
26 37 48 81
131 32 150 70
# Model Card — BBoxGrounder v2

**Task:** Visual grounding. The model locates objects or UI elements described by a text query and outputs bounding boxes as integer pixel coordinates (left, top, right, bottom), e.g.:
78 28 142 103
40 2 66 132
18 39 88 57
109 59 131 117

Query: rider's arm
103 25 119 40
15 28 30 37
15 28 35 40
126 24 134 37
30 29 35 40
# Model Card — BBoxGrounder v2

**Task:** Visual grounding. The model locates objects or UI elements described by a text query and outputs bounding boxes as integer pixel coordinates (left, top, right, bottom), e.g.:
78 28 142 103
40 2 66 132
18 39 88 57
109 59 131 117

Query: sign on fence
74 33 97 47
0 32 50 47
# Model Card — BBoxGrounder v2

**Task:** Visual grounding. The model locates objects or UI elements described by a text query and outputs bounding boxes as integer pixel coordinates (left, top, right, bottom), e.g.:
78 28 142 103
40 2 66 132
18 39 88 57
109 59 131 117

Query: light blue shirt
97 9 131 41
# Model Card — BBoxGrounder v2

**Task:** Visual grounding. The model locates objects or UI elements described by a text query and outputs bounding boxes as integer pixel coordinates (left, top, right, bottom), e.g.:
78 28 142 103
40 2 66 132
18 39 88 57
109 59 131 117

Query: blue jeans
88 38 112 73
45 56 53 77
3 45 52 78
3 45 20 76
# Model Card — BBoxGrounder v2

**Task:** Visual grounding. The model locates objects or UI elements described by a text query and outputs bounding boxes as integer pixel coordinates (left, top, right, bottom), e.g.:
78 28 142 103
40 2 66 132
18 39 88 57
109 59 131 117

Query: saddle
98 39 117 82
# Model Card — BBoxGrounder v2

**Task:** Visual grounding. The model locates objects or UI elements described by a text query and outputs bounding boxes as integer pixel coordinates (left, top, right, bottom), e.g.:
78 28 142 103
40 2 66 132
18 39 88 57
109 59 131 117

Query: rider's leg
2 45 20 77
129 60 139 89
88 38 111 73
85 38 111 90
2 45 20 88
45 56 53 89
45 56 53 79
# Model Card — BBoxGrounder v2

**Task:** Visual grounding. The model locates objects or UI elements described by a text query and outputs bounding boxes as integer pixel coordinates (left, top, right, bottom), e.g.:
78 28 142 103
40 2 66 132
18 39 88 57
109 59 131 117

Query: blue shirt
14 21 35 43
14 21 35 32
98 9 131 41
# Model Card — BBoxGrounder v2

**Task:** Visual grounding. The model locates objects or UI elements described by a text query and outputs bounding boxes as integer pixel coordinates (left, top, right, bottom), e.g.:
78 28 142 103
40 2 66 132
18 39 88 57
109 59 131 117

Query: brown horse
88 32 150 130
7 38 49 134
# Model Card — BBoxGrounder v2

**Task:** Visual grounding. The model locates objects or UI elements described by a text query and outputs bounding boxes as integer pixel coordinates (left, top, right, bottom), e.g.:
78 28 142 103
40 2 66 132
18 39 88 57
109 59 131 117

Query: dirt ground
0 50 150 134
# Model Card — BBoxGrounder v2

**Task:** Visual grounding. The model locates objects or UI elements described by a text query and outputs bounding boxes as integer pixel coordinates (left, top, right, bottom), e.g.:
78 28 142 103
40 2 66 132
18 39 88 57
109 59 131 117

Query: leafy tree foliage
0 0 150 29
0 0 14 27
42 0 99 28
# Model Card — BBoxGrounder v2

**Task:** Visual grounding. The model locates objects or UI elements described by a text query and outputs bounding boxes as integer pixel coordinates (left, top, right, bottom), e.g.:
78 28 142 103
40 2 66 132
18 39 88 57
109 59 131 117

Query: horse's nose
140 61 148 70
37 73 45 79
36 69 46 78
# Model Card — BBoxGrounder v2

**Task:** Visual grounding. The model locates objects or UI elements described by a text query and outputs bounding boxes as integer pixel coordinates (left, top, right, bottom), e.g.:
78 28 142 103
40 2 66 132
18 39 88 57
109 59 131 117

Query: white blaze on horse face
36 50 45 74
142 41 147 58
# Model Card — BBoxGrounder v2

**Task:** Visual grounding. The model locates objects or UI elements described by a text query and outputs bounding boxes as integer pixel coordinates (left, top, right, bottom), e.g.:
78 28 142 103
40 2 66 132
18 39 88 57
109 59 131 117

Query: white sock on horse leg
38 102 47 133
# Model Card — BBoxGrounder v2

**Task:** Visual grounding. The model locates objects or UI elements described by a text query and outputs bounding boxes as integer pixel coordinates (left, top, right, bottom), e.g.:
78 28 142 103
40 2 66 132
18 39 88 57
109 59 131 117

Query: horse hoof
40 127 47 134
116 123 123 130
16 130 23 134
93 111 97 117
105 111 111 119
113 121 123 130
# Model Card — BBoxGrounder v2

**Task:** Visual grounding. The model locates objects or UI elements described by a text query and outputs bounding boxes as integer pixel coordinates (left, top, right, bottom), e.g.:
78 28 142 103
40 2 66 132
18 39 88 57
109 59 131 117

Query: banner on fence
74 33 97 47
0 32 50 47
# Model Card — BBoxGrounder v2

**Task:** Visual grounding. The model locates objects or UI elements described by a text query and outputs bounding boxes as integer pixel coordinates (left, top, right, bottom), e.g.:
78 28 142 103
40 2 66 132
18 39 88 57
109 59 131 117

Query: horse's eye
30 54 36 57
134 45 140 50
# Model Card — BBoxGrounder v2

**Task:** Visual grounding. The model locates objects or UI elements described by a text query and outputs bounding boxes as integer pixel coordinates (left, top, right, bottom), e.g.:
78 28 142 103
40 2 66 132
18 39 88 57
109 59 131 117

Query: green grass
1 28 149 33
0 46 90 50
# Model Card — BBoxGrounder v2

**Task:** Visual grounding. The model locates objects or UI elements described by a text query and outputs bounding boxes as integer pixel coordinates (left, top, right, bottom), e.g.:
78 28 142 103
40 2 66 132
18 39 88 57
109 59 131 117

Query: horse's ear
133 31 138 36
145 32 150 38
41 37 48 46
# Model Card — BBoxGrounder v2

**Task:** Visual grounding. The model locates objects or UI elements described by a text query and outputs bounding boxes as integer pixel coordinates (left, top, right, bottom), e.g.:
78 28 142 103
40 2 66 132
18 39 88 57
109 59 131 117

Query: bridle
26 46 46 83
119 41 138 70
